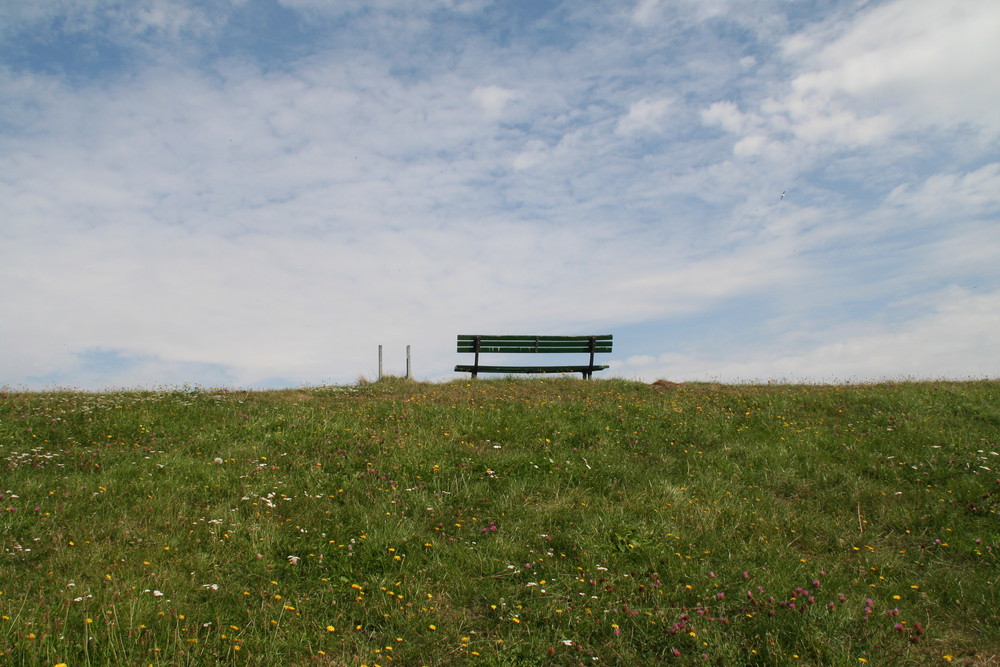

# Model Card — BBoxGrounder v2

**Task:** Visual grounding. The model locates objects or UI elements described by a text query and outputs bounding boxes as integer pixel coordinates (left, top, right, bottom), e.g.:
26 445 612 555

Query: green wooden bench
455 335 613 379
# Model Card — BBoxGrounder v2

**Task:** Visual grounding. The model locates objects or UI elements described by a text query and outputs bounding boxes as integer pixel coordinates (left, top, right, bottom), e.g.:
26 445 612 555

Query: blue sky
2 0 998 389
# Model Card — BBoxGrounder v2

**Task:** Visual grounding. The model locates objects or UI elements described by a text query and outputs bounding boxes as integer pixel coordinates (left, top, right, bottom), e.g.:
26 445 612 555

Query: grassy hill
1 378 997 665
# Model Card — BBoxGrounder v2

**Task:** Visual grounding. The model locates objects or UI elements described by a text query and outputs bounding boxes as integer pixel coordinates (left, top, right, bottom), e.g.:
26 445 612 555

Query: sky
2 0 999 390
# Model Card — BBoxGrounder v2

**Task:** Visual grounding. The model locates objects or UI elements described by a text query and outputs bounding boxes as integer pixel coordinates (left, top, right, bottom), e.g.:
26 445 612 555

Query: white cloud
470 85 522 119
512 139 550 170
129 1 215 37
0 0 231 41
887 163 1000 220
785 103 893 146
909 222 1000 286
603 242 801 319
732 134 768 158
701 101 753 135
701 102 789 158
785 0 1000 136
630 0 662 28
631 0 744 28
616 287 1000 383
615 97 672 136
703 0 1000 164
276 0 486 13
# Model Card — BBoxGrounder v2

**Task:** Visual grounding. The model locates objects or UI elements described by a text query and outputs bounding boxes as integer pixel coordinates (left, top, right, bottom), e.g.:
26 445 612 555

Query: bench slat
455 365 610 374
457 343 613 353
457 334 613 354
457 335 613 342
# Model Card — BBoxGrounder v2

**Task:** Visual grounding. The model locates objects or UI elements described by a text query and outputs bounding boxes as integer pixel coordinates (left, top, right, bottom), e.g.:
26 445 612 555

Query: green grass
1 378 997 666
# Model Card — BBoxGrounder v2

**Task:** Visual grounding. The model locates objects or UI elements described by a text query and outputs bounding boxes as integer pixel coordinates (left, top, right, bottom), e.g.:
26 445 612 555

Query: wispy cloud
887 163 1000 220
615 287 1000 383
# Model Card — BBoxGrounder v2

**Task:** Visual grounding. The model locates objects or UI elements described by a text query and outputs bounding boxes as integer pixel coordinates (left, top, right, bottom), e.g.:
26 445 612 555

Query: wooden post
406 345 412 379
378 345 383 380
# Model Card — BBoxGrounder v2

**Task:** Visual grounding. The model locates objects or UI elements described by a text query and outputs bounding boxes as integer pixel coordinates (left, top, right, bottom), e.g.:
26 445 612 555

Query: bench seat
454 364 610 375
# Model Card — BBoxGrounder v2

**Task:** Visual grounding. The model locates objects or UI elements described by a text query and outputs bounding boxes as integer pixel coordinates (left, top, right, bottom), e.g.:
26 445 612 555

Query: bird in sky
780 190 786 200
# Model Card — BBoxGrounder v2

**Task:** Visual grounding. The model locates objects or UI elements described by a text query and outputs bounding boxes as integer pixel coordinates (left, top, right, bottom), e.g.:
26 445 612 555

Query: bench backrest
457 335 613 354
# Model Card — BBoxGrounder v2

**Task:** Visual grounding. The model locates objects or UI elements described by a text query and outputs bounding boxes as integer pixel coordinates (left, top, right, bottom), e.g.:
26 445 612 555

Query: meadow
1 378 997 666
